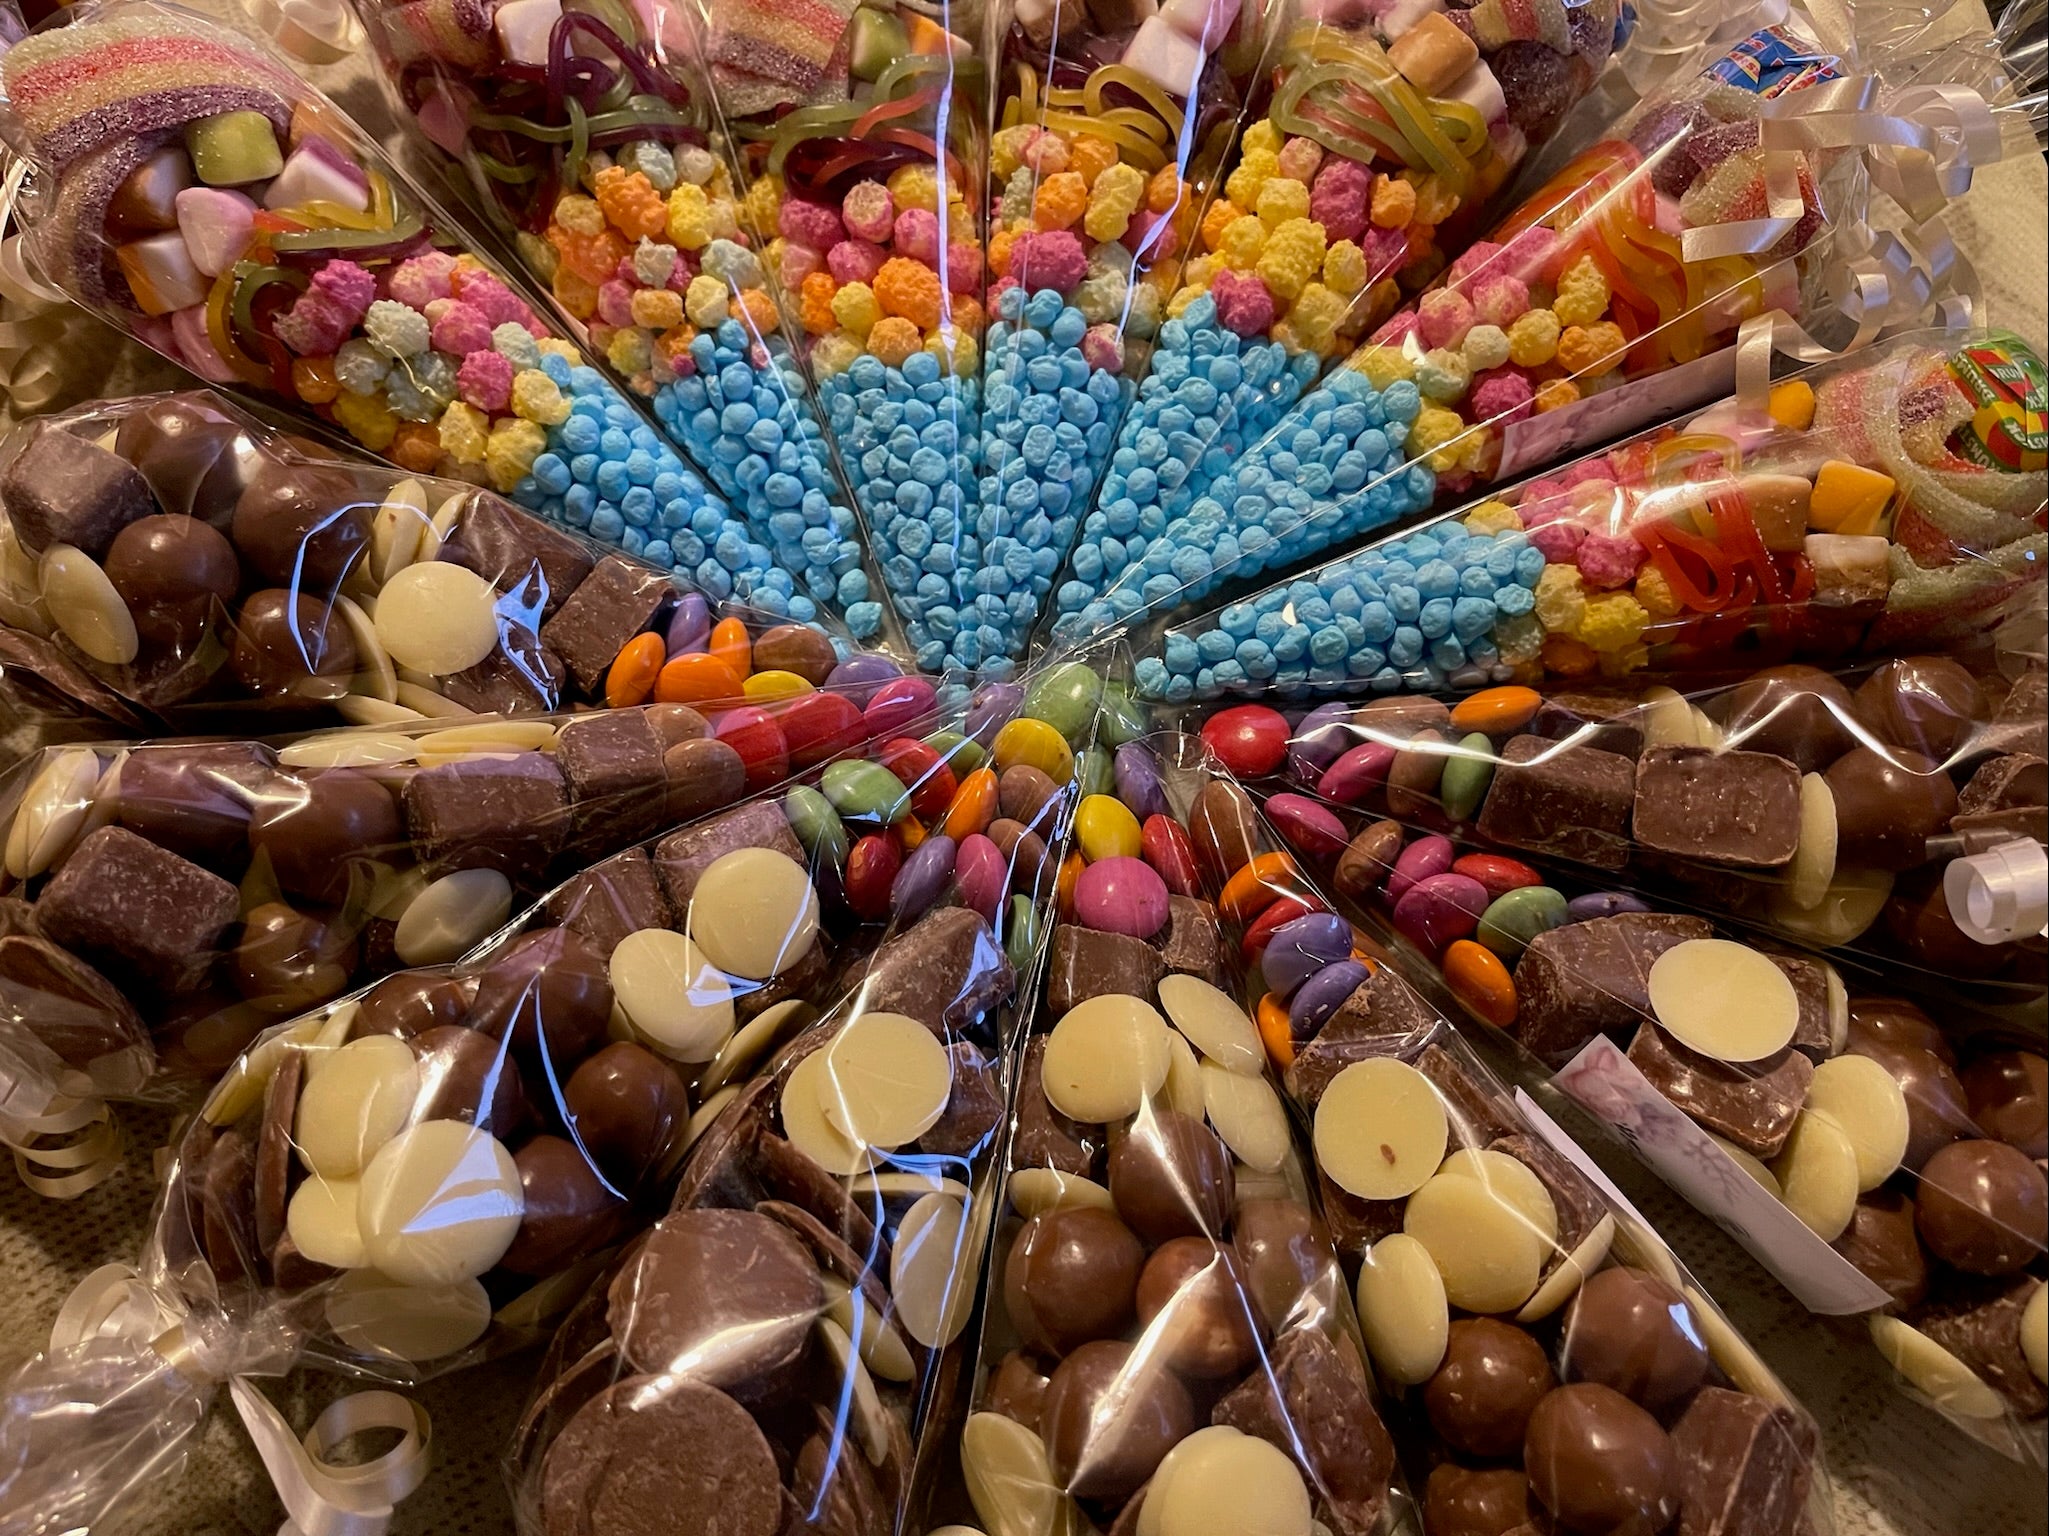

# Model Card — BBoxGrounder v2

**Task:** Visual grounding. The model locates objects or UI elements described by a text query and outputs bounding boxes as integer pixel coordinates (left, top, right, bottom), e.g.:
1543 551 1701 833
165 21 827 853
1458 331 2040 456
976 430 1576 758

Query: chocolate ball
497 1133 622 1276
349 971 476 1039
563 1041 689 1191
1915 1139 2048 1275
1884 874 2016 979
1424 1319 1557 1459
1713 665 1857 774
230 459 372 589
983 1349 1052 1434
1134 1237 1263 1379
468 928 614 1072
1189 779 1260 883
113 395 252 527
413 1023 529 1135
246 768 401 905
231 903 357 1015
1108 1110 1235 1246
116 743 273 865
102 514 240 650
1523 1384 1677 1536
1232 1197 1335 1333
1422 1465 1531 1536
230 589 358 699
1823 747 1958 872
1003 1206 1144 1357
1847 997 1954 1064
1561 1266 1708 1411
1961 1051 2049 1160
1849 1036 1978 1171
1040 1339 1196 1501
1831 1190 1929 1310
1854 656 1985 759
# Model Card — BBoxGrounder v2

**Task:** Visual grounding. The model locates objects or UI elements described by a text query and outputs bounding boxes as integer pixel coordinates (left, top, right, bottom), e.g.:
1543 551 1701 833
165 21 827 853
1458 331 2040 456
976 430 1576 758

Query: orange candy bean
1256 993 1295 1069
1219 851 1305 924
897 814 928 852
1443 939 1518 1028
709 616 753 678
1448 685 1543 737
654 652 744 705
605 631 667 708
941 767 999 840
1056 851 1085 923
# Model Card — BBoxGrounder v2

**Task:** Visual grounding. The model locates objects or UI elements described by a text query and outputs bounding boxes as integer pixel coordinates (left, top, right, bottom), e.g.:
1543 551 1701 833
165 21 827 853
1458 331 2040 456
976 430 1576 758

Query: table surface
0 11 2044 1536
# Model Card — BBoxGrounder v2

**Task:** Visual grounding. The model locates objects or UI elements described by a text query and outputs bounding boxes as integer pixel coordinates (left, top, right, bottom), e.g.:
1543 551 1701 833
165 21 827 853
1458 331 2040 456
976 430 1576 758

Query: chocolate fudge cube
1530 689 1646 758
1670 1386 1817 1536
1632 746 1801 869
1157 895 1222 985
1513 912 1715 1065
1016 1035 1098 1176
540 554 672 693
1209 1327 1394 1536
1049 925 1164 1015
1477 735 1637 871
440 638 565 714
1416 1041 1520 1146
403 754 568 885
2 424 154 556
558 710 670 847
1627 1023 1813 1160
653 801 805 909
919 1041 1004 1156
861 906 1014 1035
1285 966 1437 1110
35 827 239 995
542 847 676 956
448 493 594 620
1765 950 1838 1060
1956 753 2048 840
1490 1132 1606 1257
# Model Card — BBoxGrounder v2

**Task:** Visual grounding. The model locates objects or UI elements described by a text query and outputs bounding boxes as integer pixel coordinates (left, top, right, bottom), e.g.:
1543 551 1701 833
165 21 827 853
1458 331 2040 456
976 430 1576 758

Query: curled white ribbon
0 1091 122 1198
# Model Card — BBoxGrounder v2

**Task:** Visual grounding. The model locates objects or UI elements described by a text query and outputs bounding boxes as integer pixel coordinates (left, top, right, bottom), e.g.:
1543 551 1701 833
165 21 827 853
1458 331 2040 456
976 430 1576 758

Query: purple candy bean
1289 702 1354 778
865 675 939 739
1073 856 1170 940
965 682 1024 746
664 592 709 655
1265 793 1349 863
1392 873 1491 956
1566 891 1653 921
825 653 902 707
1318 742 1395 806
1289 959 1372 1042
1113 743 1168 822
890 833 957 920
1261 912 1354 998
1386 835 1454 905
954 833 1008 922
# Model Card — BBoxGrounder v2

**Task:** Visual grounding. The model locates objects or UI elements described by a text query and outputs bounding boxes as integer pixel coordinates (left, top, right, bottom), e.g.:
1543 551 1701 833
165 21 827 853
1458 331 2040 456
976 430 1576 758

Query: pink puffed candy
781 196 846 252
1019 127 1066 173
169 305 241 383
944 241 983 294
1416 287 1475 351
1082 323 1125 373
780 242 823 288
1559 460 1617 490
1358 222 1409 278
841 182 893 243
428 299 491 357
1470 367 1534 425
1276 135 1323 184
1369 307 1418 346
827 238 886 285
1008 229 1088 293
1210 268 1276 338
1469 273 1529 328
667 250 698 291
452 268 526 327
893 206 940 264
1525 518 1586 563
1500 225 1564 286
458 349 515 413
596 279 638 328
1309 158 1371 245
1575 531 1646 590
1442 240 1504 293
387 251 459 309
272 288 356 358
986 276 1021 313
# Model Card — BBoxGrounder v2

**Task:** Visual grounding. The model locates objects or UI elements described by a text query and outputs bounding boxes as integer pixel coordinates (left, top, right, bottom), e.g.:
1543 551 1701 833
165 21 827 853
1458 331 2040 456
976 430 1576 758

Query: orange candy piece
654 652 744 705
709 616 753 679
1056 851 1085 923
1443 939 1518 1028
1219 852 1305 924
1256 992 1295 1070
389 422 443 474
1448 685 1543 737
941 767 999 840
605 631 666 708
897 814 928 853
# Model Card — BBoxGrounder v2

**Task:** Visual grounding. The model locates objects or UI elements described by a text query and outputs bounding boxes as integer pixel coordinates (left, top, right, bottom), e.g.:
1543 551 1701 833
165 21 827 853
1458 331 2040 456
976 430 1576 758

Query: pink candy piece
1469 274 1530 328
1470 367 1534 425
864 675 939 738
452 268 525 327
311 259 376 323
667 251 698 291
893 207 940 263
1081 323 1124 373
1385 833 1454 906
1500 226 1564 286
430 299 494 357
1369 307 1418 347
1210 268 1276 338
169 305 241 383
1317 741 1395 805
272 290 355 357
985 276 1021 312
1525 518 1586 563
953 833 1008 921
944 241 983 294
1008 229 1087 294
1074 856 1171 940
174 187 256 279
781 197 846 252
1019 128 1065 174
1559 461 1617 490
387 251 458 309
780 242 823 288
827 239 887 285
596 279 638 328
1309 159 1372 245
1392 872 1490 956
1265 792 1349 863
457 349 515 413
1575 531 1647 589
1442 241 1505 293
1417 288 1475 351
840 182 894 243
1358 223 1410 280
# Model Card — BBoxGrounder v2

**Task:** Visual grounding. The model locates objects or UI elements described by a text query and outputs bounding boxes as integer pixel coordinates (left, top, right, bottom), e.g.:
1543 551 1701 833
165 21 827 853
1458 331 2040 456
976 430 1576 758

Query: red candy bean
780 692 866 768
712 705 790 792
1451 853 1544 903
1317 741 1395 806
864 675 939 739
1264 793 1349 863
844 833 902 921
1392 872 1490 956
954 833 1008 921
1240 896 1319 963
1201 705 1292 778
877 737 957 822
1140 814 1201 896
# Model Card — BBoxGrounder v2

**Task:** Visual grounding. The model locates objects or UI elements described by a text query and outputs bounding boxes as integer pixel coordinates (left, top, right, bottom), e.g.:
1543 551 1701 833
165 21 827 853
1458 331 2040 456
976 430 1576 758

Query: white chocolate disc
369 480 429 587
1870 1315 2007 1419
1647 940 1800 1063
385 685 471 722
372 561 501 676
1685 1283 1786 1405
689 848 821 980
287 1174 367 1270
295 1035 419 1179
1313 1058 1448 1202
1404 1170 1546 1314
2022 1281 2046 1386
1689 706 1725 750
821 1012 953 1151
1200 1062 1288 1173
1149 1424 1311 1536
357 1120 523 1285
851 1169 973 1202
683 1085 739 1152
1039 994 1172 1123
335 593 396 704
698 999 814 1095
1823 964 1848 1054
416 720 557 754
5 747 99 879
816 1316 890 1463
1788 773 1838 911
1162 1028 1206 1119
278 731 421 770
962 1412 1067 1536
821 1274 916 1383
780 1048 870 1176
1767 867 1892 947
1157 974 1264 1076
1706 1134 1782 1200
326 1268 491 1362
610 928 735 1062
1640 687 1698 749
336 696 428 727
1354 1232 1449 1386
1770 1113 1858 1242
1802 1054 1909 1191
1009 1168 1116 1218
1517 1212 1617 1323
1436 1148 1559 1247
893 1190 977 1349
1138 1427 1239 1536
38 543 138 665
393 868 514 967
1610 1221 1686 1293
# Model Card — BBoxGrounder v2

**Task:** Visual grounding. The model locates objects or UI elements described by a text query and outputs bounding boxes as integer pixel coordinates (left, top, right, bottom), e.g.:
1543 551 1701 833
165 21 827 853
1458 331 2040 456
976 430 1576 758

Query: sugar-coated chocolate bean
1288 958 1372 1041
1113 743 1168 822
1074 856 1170 939
1260 912 1353 999
1333 819 1403 899
1201 704 1291 778
1563 890 1651 921
1141 814 1202 896
891 834 959 921
1385 834 1453 905
1392 872 1490 955
1264 792 1348 863
1318 741 1396 807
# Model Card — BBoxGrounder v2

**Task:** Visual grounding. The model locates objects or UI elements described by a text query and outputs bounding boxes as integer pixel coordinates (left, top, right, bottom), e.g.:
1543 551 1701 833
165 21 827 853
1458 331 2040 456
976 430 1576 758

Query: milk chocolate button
287 1174 366 1270
1040 994 1172 1122
356 1120 523 1285
1405 1169 1546 1314
1869 1316 2007 1419
325 1269 490 1362
821 1012 953 1150
1355 1232 1449 1386
688 847 820 980
1803 1054 1910 1190
1145 1423 1312 1536
612 1208 823 1388
609 928 734 1062
295 1035 419 1178
373 560 501 675
962 1411 1069 1536
1770 1113 1859 1242
1157 975 1263 1076
392 868 514 966
1314 1058 1448 1202
1200 1063 1288 1173
1647 940 1799 1063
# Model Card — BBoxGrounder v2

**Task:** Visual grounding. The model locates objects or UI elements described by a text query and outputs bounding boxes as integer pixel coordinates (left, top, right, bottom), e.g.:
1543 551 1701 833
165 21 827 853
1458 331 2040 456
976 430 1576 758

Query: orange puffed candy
867 316 922 368
1201 197 1241 252
1540 632 1600 678
606 631 667 708
709 615 753 678
654 652 745 705
736 287 781 337
1147 165 1186 216
550 224 629 285
986 228 1018 280
1033 171 1089 230
657 323 698 364
1219 851 1304 924
941 767 998 839
553 265 601 320
874 257 943 330
949 294 987 339
1069 135 1119 188
389 422 443 473
1444 939 1518 1029
799 271 839 335
1056 851 1085 923
291 355 339 404
1256 993 1295 1070
1448 684 1542 736
1532 377 1580 413
592 166 668 240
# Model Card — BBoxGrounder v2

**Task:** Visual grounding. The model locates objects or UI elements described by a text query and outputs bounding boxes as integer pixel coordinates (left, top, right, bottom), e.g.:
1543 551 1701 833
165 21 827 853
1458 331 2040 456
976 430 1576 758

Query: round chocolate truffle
102 514 240 650
1134 1237 1263 1379
1961 1050 2049 1160
1108 1110 1235 1246
1823 747 1958 872
983 1349 1052 1434
1233 1197 1335 1333
498 1133 622 1275
231 904 357 1015
349 971 476 1040
1915 1139 2048 1275
230 589 358 699
1424 1319 1557 1459
1849 1036 1979 1171
230 459 373 589
1003 1206 1145 1357
1883 874 2018 979
468 928 614 1072
563 1041 689 1191
1854 656 1985 759
1523 1384 1677 1536
1040 1338 1196 1501
113 395 253 526
1422 1464 1532 1536
412 1023 529 1135
1561 1266 1709 1411
246 768 401 905
1831 1190 1929 1310
1713 665 1857 774
1847 997 1954 1064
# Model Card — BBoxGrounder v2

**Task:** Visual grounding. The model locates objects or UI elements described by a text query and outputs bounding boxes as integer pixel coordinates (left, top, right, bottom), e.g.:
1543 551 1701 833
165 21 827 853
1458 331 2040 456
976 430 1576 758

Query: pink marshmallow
430 299 494 357
457 349 515 412
893 207 940 264
827 239 887 285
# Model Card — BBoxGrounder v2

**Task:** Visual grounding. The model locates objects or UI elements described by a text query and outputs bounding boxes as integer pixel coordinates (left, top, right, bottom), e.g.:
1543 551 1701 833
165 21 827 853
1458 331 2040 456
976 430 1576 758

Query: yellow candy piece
743 670 814 702
1075 794 1142 863
1808 460 1896 537
1769 380 1816 432
991 717 1073 782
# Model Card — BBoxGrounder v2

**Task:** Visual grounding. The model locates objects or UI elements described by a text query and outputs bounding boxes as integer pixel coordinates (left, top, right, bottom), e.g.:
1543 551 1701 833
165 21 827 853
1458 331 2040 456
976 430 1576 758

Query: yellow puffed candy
743 670 814 701
1256 217 1326 303
1578 592 1650 653
928 326 979 377
866 316 922 367
1034 170 1089 230
990 124 1036 179
538 338 581 365
1166 284 1207 318
1241 119 1282 157
1223 149 1280 214
1181 254 1222 288
484 419 548 492
1533 377 1580 413
706 199 740 243
1769 379 1817 431
510 368 571 426
607 327 654 375
1352 344 1414 390
1404 171 1460 227
553 266 600 319
1287 283 1346 346
1551 254 1611 327
667 184 713 249
1370 174 1417 230
1322 239 1369 297
1506 308 1561 368
810 331 863 377
992 716 1073 780
437 402 490 466
1534 563 1587 635
331 390 398 452
1069 135 1119 187
1413 347 1471 403
831 281 881 339
1407 405 1468 473
1456 426 1498 477
887 164 941 213
1631 562 1681 619
1075 794 1142 861
552 193 605 236
1200 197 1242 252
1462 499 1522 537
1597 643 1652 678
1217 214 1269 271
740 173 784 238
1084 163 1145 242
631 286 685 330
1255 176 1311 228
685 273 730 328
1493 611 1545 665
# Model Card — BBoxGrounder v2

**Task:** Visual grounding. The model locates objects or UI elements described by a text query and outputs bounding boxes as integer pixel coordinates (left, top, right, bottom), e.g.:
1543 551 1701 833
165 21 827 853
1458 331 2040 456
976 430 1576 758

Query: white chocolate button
1517 1212 1617 1323
1313 1058 1448 1202
1802 1054 1909 1191
780 1048 870 1176
326 1269 491 1362
1138 1427 1239 1536
287 1173 367 1269
1163 1028 1206 1119
689 848 820 980
1689 706 1726 749
822 1274 916 1384
1870 1315 2007 1420
1770 1112 1858 1242
1640 687 1699 748
1767 867 1892 947
1647 940 1799 1063
1233 1161 1309 1206
1706 1134 1782 1199
697 999 813 1095
369 480 429 587
962 1412 1068 1536
816 1316 890 1463
1157 974 1264 1076
1355 1232 1449 1386
852 1169 973 1202
1824 963 1848 1054
204 1018 325 1127
372 561 501 676
335 593 396 704
393 868 514 966
609 929 734 1062
893 1190 978 1349
295 1035 420 1178
1404 1169 1546 1314
1436 1147 1559 1247
367 864 428 923
683 1085 739 1152
1149 1424 1311 1536
1788 773 1838 910
5 747 99 878
357 1120 523 1285
1009 1168 1116 1218
821 1012 952 1150
1201 1062 1288 1173
2022 1281 2046 1386
278 731 421 770
418 720 558 754
38 543 138 665
1039 994 1172 1123
336 696 428 727
386 685 471 722
1686 1283 1786 1405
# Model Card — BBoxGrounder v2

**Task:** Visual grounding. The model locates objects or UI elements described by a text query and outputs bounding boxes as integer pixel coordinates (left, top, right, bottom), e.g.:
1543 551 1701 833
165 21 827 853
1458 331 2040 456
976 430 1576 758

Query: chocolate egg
412 1023 529 1135
231 903 357 1014
1134 1237 1262 1379
1561 1266 1708 1411
997 765 1061 833
1847 997 1954 1064
983 1349 1052 1433
113 395 253 526
1961 1051 2049 1160
1003 1206 1144 1357
497 1133 622 1275
1422 1465 1532 1536
1914 1139 2047 1275
1108 1109 1235 1245
350 971 477 1039
102 514 240 649
1424 1319 1557 1458
563 1041 689 1191
1232 1197 1335 1333
1849 1036 1978 1171
115 743 273 864
246 768 401 904
1854 656 1985 759
230 589 358 698
230 460 373 589
1713 664 1857 773
1523 1384 1677 1536
1040 1338 1195 1501
1822 747 1958 872
468 928 614 1071
1831 1190 1929 1310
1188 779 1260 883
